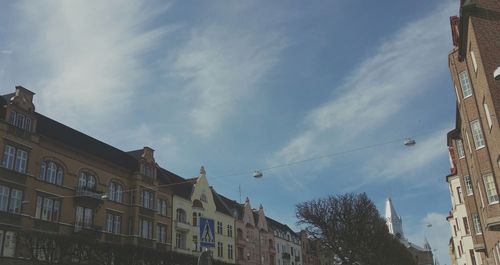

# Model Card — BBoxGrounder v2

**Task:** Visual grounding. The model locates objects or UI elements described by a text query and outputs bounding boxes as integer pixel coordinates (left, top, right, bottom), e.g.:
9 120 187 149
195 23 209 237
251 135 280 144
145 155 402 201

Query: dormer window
9 110 32 132
141 163 155 179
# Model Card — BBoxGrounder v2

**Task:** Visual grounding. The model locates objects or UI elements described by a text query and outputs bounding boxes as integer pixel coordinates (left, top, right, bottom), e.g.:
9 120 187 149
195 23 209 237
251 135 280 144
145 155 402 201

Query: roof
210 188 232 216
35 113 139 171
158 168 195 199
266 216 298 236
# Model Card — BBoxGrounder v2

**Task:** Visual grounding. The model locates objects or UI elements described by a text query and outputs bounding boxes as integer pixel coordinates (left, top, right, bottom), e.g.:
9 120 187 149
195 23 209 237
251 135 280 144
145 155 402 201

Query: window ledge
475 146 485 151
487 201 499 206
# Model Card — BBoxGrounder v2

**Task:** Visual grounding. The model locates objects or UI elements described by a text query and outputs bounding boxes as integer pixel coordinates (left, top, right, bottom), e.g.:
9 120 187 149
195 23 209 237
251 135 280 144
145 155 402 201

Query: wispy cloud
269 0 455 190
14 0 173 127
406 212 451 264
0 50 12 54
172 16 286 138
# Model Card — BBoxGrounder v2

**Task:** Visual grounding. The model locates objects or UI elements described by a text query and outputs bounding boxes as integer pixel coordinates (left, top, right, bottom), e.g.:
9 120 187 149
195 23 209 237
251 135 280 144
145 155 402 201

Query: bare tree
296 192 416 265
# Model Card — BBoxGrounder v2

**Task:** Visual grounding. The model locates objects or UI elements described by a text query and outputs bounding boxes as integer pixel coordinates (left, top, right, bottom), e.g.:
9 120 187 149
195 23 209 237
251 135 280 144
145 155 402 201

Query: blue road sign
199 217 215 248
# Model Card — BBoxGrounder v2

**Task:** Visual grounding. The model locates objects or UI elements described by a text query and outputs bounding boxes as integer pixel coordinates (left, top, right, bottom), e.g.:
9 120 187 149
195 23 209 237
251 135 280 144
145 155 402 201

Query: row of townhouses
0 86 321 265
445 0 500 264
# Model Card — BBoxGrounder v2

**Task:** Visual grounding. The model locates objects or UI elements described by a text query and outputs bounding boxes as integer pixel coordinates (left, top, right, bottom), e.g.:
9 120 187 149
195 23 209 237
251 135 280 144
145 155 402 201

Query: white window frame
106 212 121 234
483 173 499 204
470 120 486 149
484 103 493 129
456 140 465 158
459 71 473 98
472 213 482 235
464 176 473 196
471 50 478 72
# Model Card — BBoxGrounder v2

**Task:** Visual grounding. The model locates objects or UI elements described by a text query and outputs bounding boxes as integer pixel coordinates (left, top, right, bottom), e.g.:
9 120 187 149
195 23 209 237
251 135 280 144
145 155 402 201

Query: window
217 221 223 234
472 213 482 234
228 244 233 259
227 224 233 237
142 164 155 178
35 195 60 222
478 181 486 208
456 187 463 204
217 242 224 257
106 212 121 234
238 247 244 260
78 171 96 191
193 235 199 251
2 144 28 173
0 185 23 214
464 176 473 196
456 140 465 158
0 230 17 257
471 50 478 72
139 218 153 239
75 206 93 230
483 174 499 204
176 208 186 223
237 228 243 239
193 212 198 226
454 85 461 103
39 160 64 185
108 182 123 203
466 132 472 153
463 217 470 235
9 110 31 132
141 190 154 209
484 103 493 129
200 193 207 202
156 199 167 216
459 71 473 98
470 120 485 149
176 232 186 249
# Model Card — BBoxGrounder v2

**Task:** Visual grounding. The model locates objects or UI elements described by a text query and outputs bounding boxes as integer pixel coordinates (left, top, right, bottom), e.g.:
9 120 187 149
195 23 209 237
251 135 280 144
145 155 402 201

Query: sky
0 0 459 263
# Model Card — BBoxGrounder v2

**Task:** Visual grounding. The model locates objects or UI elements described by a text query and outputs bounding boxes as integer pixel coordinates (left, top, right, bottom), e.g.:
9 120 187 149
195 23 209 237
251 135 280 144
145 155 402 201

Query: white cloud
269 0 455 190
14 0 173 127
172 24 286 138
406 212 451 265
362 129 450 183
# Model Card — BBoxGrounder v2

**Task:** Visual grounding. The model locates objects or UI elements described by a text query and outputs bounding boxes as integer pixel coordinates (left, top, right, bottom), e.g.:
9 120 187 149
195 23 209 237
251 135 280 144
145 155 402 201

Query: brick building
446 0 500 263
0 86 178 264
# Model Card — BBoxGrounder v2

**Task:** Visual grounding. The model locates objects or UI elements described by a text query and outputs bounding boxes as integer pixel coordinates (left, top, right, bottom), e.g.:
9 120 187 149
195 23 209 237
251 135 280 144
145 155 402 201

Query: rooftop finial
200 166 206 176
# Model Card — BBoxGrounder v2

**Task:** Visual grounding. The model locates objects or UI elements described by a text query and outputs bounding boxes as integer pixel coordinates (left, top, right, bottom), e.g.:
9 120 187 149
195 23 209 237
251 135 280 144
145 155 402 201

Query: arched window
78 171 97 190
108 181 123 202
39 160 64 185
176 208 186 223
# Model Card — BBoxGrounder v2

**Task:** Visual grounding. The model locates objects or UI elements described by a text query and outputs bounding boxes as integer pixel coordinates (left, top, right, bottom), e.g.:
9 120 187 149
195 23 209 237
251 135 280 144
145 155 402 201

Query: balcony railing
175 220 191 231
73 225 103 238
74 187 105 206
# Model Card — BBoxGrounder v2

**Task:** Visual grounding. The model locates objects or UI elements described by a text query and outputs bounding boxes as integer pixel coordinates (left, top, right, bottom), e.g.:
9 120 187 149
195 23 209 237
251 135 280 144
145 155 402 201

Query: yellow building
171 166 236 264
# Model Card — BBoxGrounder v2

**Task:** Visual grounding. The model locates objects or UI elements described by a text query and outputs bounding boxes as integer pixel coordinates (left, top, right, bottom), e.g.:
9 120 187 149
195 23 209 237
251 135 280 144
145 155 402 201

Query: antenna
238 184 242 203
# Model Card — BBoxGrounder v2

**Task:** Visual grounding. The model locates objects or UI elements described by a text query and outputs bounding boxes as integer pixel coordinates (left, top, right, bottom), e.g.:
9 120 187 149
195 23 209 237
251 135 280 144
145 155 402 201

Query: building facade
299 231 320 265
267 218 301 265
0 86 176 264
170 166 236 264
446 173 481 265
446 0 500 263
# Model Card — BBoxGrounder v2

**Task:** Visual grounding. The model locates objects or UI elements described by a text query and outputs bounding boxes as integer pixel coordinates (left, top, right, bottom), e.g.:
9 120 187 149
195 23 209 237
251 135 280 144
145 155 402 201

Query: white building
267 217 302 265
446 173 482 265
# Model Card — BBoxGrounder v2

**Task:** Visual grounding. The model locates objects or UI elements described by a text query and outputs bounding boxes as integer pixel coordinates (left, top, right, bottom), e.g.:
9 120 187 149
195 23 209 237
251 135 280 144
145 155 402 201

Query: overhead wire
43 127 447 200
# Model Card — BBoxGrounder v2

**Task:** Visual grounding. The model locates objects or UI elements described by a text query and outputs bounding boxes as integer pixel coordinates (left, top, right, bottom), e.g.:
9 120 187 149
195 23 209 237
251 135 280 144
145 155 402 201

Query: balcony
282 253 291 260
473 243 486 252
104 233 123 244
175 220 191 231
485 216 500 231
73 225 103 238
0 166 28 185
0 211 22 227
74 187 105 205
33 219 60 233
139 206 156 217
7 124 31 140
295 256 300 262
137 237 155 248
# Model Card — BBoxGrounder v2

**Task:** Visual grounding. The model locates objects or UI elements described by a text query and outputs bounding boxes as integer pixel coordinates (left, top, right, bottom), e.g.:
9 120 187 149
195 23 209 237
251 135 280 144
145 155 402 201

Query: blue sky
0 0 458 263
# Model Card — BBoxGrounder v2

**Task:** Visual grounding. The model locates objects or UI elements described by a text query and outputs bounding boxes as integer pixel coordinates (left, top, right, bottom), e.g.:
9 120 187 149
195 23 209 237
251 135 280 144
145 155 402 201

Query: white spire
385 197 404 239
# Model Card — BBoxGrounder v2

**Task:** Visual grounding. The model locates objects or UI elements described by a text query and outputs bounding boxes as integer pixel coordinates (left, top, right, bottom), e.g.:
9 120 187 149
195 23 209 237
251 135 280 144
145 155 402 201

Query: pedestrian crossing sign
199 217 215 248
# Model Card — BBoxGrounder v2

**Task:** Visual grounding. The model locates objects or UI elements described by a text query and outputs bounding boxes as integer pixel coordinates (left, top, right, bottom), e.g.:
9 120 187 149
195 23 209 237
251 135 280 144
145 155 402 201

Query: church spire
385 197 404 239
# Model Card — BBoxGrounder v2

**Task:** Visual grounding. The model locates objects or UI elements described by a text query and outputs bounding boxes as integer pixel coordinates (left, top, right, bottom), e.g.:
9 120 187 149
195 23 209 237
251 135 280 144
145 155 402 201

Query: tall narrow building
385 197 404 239
446 0 500 264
